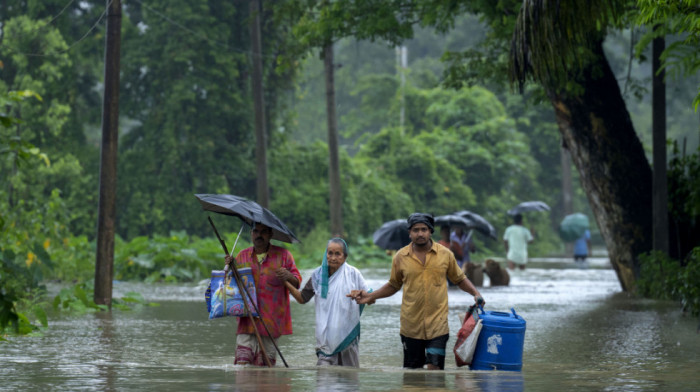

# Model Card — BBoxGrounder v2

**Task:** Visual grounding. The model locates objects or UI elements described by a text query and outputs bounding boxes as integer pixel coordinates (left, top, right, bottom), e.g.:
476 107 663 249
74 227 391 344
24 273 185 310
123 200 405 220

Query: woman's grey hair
327 237 348 257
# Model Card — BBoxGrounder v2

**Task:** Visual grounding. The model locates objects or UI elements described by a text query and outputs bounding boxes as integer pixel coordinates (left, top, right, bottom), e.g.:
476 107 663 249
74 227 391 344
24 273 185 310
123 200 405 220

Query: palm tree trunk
549 39 652 291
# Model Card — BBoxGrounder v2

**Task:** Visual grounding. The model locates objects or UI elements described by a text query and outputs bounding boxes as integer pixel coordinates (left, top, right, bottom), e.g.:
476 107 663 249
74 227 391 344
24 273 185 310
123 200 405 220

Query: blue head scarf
320 237 348 298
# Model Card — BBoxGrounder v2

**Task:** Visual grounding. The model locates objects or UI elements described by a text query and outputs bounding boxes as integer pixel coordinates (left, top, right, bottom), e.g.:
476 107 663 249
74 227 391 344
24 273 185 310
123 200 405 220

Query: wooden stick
228 266 272 367
229 252 290 367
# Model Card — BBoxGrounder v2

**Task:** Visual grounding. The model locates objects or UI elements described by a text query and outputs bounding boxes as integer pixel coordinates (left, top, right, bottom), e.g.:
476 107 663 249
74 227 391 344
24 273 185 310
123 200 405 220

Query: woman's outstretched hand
347 290 375 305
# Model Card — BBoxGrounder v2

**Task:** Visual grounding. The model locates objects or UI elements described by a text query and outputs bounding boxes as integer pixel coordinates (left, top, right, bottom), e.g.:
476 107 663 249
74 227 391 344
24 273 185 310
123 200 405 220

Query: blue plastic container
470 307 526 371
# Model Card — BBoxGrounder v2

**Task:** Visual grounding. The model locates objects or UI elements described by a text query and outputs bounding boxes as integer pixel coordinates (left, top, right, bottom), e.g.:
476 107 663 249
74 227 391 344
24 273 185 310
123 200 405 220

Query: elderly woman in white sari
284 238 372 367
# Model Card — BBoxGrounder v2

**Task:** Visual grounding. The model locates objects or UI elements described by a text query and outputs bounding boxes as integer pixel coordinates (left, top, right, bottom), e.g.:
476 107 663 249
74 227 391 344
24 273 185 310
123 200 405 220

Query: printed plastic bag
454 304 482 367
207 268 258 319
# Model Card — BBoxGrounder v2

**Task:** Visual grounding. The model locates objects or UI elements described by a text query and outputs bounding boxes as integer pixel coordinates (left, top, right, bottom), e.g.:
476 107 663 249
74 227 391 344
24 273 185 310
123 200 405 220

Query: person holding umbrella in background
224 223 301 366
573 229 592 262
559 213 592 263
438 225 463 261
450 226 475 268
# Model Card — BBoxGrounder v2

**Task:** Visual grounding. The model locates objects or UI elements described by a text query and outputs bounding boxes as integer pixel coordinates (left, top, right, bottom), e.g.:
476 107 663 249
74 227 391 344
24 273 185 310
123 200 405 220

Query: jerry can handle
511 308 519 318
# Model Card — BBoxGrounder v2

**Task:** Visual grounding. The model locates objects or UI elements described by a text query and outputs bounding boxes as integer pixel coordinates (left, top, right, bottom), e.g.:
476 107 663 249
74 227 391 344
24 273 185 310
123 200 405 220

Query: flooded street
1 257 699 391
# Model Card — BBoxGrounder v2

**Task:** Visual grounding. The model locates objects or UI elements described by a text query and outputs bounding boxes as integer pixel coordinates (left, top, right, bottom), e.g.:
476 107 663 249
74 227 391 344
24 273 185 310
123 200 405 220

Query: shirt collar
401 240 438 256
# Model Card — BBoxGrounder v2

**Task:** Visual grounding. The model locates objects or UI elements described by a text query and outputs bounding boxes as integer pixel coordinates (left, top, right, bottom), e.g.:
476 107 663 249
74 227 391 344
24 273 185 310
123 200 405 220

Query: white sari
311 262 368 356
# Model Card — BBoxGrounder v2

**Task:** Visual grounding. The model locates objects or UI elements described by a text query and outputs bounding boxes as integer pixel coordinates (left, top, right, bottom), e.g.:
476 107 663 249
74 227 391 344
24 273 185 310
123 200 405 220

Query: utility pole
324 43 343 236
396 45 407 133
250 0 269 208
95 0 122 307
652 31 668 254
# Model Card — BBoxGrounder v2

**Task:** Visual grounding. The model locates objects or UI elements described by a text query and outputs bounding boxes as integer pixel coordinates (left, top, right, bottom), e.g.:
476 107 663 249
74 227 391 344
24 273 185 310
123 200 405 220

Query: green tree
506 0 700 288
636 0 700 110
0 8 99 237
117 0 299 239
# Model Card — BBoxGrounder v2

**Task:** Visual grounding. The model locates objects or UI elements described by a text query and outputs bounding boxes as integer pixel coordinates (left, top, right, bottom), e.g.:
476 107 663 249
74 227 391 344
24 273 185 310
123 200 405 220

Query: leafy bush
113 231 236 283
637 248 700 317
0 249 50 338
289 230 393 270
668 144 700 261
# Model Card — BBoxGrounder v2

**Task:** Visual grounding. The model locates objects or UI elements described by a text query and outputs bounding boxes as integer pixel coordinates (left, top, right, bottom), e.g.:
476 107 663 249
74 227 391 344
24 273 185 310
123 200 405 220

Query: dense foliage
2 0 699 334
637 247 700 317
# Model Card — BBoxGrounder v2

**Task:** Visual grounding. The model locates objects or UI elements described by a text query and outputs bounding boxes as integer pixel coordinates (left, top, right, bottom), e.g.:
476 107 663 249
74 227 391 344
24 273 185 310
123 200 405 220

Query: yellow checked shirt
389 241 466 340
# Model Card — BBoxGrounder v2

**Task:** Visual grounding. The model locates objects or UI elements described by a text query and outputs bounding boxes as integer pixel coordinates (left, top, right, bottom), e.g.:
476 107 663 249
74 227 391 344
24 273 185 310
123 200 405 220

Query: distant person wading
503 214 534 270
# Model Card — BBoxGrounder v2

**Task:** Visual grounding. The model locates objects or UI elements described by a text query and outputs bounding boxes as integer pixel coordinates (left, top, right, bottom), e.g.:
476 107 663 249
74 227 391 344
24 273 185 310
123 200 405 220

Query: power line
129 0 276 59
2 0 279 60
46 0 77 26
2 0 112 58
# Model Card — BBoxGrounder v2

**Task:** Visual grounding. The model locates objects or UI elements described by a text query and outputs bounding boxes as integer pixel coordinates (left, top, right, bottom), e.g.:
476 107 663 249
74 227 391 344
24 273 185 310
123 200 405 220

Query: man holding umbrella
350 213 483 370
224 223 301 366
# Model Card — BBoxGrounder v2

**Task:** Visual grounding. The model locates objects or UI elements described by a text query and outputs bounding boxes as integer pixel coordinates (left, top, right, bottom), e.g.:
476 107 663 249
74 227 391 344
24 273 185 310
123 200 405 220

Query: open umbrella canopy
559 213 590 242
453 210 497 239
195 193 300 243
434 214 472 229
507 200 550 216
372 219 410 250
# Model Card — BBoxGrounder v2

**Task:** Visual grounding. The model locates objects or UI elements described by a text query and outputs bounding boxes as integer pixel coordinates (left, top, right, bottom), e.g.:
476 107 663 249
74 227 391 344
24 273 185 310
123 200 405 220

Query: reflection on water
2 257 699 391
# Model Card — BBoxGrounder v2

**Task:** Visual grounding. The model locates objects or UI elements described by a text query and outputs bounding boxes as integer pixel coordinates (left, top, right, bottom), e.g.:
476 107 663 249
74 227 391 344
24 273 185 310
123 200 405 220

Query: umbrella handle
208 216 229 255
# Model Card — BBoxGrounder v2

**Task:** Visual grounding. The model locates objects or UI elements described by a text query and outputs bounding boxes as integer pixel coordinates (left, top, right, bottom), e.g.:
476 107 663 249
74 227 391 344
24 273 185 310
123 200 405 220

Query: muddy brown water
1 257 698 391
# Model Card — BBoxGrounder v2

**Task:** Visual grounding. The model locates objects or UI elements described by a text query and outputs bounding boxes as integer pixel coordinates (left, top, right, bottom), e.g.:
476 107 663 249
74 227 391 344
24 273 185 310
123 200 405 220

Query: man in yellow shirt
351 213 483 369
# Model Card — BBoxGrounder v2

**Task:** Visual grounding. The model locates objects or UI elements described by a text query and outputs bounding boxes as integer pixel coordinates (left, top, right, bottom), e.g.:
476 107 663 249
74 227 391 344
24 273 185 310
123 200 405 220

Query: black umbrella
372 219 411 250
507 201 550 216
434 214 473 229
195 193 300 243
453 210 497 240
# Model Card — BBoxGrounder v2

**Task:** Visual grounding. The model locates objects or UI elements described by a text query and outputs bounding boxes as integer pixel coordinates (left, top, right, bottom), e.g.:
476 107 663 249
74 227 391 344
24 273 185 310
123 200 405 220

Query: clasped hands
346 290 375 305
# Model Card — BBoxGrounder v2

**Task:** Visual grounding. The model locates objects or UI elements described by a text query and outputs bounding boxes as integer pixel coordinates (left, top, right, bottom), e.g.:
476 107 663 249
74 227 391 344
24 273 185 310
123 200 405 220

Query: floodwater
1 256 699 391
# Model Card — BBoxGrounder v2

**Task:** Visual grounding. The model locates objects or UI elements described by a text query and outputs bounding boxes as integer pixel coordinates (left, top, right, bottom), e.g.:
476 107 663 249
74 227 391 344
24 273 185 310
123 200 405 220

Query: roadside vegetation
2 1 699 339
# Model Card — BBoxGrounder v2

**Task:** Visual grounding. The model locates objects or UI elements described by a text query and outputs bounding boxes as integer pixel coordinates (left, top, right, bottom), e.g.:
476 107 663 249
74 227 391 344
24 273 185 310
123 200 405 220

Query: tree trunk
560 145 574 256
652 33 668 254
549 40 652 291
250 0 269 208
95 0 122 307
324 44 343 236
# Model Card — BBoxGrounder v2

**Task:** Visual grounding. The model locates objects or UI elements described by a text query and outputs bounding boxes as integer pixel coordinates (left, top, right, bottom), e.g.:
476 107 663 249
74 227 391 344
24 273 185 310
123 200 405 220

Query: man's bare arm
457 278 484 305
348 282 399 304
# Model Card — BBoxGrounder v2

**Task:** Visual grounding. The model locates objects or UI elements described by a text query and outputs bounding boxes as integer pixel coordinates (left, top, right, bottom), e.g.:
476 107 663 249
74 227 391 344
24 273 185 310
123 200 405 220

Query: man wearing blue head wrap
350 212 484 370
286 238 372 367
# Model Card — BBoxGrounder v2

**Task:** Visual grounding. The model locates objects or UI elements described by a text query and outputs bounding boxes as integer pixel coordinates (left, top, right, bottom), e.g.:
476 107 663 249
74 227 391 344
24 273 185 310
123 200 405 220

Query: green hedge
637 247 700 317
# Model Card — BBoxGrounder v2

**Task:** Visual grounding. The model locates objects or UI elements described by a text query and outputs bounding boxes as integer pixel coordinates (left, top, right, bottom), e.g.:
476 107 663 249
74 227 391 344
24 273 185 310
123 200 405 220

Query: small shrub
637 248 700 317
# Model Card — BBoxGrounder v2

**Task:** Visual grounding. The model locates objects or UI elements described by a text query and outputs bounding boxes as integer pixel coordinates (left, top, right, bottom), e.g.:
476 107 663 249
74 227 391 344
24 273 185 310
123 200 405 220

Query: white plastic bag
455 318 482 365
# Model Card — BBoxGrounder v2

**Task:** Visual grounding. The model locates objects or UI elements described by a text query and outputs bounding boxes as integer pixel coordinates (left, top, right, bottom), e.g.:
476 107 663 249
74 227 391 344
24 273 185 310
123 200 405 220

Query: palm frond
510 0 626 91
